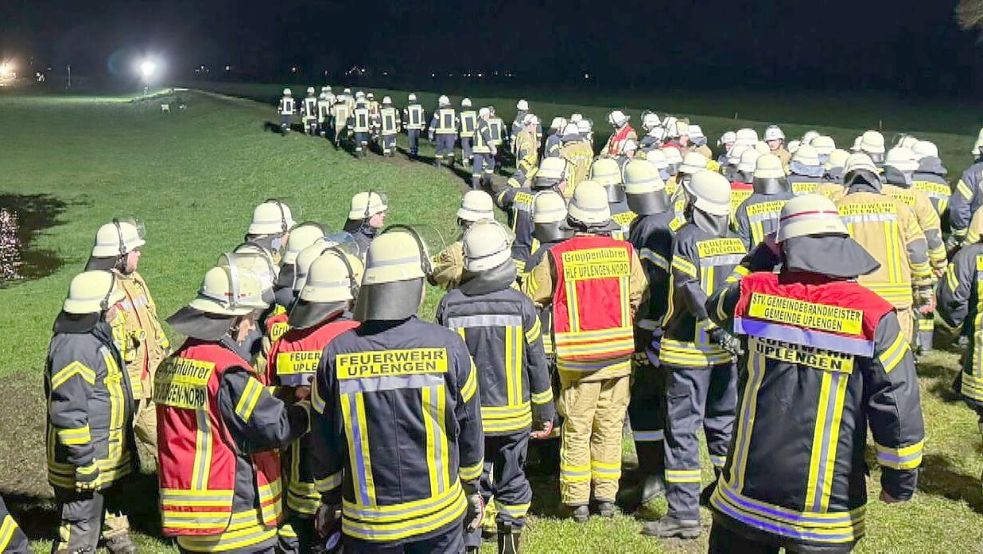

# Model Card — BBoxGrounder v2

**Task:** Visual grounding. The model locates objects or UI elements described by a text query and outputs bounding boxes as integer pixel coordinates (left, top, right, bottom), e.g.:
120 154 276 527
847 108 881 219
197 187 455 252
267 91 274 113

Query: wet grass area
0 193 68 285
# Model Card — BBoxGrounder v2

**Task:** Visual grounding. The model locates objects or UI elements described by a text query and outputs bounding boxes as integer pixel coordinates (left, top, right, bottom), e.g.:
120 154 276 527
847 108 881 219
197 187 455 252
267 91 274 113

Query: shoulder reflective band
560 247 630 281
153 358 214 409
747 292 863 336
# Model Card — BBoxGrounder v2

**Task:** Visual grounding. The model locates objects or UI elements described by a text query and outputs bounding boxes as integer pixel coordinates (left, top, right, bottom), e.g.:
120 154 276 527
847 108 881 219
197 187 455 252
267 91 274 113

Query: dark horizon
2 0 982 97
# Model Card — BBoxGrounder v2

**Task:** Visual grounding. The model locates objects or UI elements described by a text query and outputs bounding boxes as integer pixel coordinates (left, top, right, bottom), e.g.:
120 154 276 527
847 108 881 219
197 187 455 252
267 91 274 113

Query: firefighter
229 242 282 377
664 120 690 155
497 157 567 274
274 222 326 311
0 496 27 553
800 130 821 146
786 145 825 195
911 140 951 223
471 107 497 190
403 93 426 158
701 194 924 552
644 171 743 539
158 262 311 552
309 228 485 552
330 94 351 148
245 199 295 265
557 123 594 199
590 158 635 237
342 191 388 254
811 135 836 166
524 182 647 522
577 118 594 148
615 139 639 173
268 251 361 553
349 98 372 158
47 271 137 554
716 131 737 167
84 219 169 471
835 153 932 342
763 125 790 167
378 96 400 157
322 85 336 107
945 130 983 250
857 130 887 165
823 149 851 187
489 107 507 172
523 191 572 368
602 110 638 159
512 99 530 147
508 115 541 189
733 153 794 250
671 152 711 218
318 92 331 137
545 117 568 158
429 190 495 290
881 148 947 352
619 160 681 511
728 149 760 218
460 98 477 167
278 88 295 133
302 87 319 135
643 149 673 183
437 221 555 554
430 95 458 167
639 112 663 152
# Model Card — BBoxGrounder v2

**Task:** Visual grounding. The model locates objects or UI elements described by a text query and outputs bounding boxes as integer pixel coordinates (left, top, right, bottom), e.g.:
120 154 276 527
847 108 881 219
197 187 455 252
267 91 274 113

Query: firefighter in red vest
268 250 361 553
310 228 485 552
157 261 311 552
525 182 647 522
701 195 924 552
644 171 745 539
601 110 637 159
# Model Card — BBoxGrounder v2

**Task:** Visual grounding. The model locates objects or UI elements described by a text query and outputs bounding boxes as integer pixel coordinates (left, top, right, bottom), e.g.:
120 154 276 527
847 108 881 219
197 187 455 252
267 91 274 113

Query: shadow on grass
0 193 70 285
916 453 983 514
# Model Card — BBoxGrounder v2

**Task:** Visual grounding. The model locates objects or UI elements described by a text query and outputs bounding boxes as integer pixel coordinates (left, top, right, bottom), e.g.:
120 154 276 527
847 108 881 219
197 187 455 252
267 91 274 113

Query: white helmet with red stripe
776 195 847 242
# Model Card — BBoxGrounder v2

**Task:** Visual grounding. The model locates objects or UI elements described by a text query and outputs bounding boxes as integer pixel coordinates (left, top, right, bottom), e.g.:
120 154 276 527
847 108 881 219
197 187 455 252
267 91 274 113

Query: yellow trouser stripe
666 469 702 483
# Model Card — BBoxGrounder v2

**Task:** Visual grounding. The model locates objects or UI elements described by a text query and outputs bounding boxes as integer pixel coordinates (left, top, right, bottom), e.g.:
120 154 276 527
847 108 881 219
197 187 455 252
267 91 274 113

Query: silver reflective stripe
339 373 444 394
840 214 897 224
748 212 780 224
448 314 523 329
701 254 745 267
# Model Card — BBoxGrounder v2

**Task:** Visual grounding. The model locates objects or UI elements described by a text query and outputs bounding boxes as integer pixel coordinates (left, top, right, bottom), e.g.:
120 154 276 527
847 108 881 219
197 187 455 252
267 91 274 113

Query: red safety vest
733 272 892 357
549 236 635 373
606 125 636 157
268 319 359 387
155 340 282 536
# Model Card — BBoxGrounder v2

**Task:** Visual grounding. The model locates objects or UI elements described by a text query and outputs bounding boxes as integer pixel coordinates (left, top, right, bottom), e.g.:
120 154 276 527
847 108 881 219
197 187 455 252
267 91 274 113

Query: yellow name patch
336 348 448 380
276 350 322 376
153 358 213 409
612 211 638 227
748 293 863 335
745 200 787 217
561 248 630 281
837 202 896 216
731 190 753 210
270 322 289 343
912 181 950 196
890 190 916 208
751 338 855 373
696 238 746 258
515 192 535 208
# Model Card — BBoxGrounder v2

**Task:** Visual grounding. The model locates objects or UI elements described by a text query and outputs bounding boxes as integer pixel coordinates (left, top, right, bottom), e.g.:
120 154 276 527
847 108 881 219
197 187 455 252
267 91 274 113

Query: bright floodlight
140 60 157 80
0 63 11 78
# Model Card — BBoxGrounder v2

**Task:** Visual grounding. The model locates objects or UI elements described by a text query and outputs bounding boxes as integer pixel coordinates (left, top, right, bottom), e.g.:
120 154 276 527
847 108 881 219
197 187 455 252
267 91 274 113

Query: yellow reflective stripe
176 511 277 552
315 471 343 493
525 317 542 344
730 352 766 490
591 459 621 479
879 333 909 374
821 375 849 511
234 377 264 423
957 179 973 199
191 410 213 491
341 392 374 506
640 248 669 271
565 279 580 333
554 327 635 343
50 361 96 389
530 388 553 404
56 425 91 445
805 371 849 512
0 515 19 551
874 439 924 470
554 338 635 356
460 461 483 481
495 501 531 518
311 377 327 414
355 393 376 504
460 361 478 403
342 488 466 541
560 462 591 483
505 326 517 406
422 385 450 495
945 264 960 293
620 274 630 329
101 349 125 465
665 469 702 483
672 256 698 278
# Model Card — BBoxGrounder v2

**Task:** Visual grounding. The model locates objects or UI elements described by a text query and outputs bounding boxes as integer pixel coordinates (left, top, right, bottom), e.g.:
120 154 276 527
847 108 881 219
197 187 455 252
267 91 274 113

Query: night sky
2 0 981 95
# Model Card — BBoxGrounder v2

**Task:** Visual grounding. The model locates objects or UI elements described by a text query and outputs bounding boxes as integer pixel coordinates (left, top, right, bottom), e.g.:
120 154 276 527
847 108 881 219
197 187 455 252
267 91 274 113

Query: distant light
477 73 483 78
383 71 388 76
0 62 12 79
291 66 297 73
139 59 157 81
225 65 231 71
584 73 590 79
431 73 435 77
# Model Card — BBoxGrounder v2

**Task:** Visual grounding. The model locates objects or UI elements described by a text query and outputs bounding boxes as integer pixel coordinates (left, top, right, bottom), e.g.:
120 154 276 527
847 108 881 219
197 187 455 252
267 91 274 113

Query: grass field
1 85 982 552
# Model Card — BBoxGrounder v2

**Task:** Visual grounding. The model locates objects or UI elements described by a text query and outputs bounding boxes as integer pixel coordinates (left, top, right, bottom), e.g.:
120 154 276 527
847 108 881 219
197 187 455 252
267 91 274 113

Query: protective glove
315 502 342 538
914 286 936 315
709 327 742 357
464 489 485 531
945 234 962 254
75 462 101 493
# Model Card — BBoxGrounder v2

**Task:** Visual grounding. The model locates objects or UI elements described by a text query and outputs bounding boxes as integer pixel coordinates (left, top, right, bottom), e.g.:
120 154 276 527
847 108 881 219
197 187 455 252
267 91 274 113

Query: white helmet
885 147 919 173
366 92 375 100
792 145 821 168
569 113 583 123
462 98 472 108
307 87 315 95
91 219 146 258
735 128 759 146
683 172 731 217
801 130 820 145
843 153 879 174
787 140 801 155
562 123 581 136
608 110 629 127
438 95 450 107
859 130 886 155
737 149 762 174
479 107 491 118
408 93 418 102
248 200 295 235
644 149 669 170
523 114 540 127
348 192 388 220
719 131 737 148
642 112 662 130
776 194 847 242
662 146 684 165
764 125 785 142
283 88 292 96
283 223 326 265
825 149 851 171
647 126 667 141
755 153 786 179
897 135 920 150
623 159 666 192
576 120 592 135
550 117 568 131
912 140 939 160
663 116 679 138
188 264 269 316
343 88 351 94
516 99 529 111
688 125 706 143
532 191 568 224
811 136 836 156
457 190 495 222
727 144 751 166
462 221 514 272
355 91 365 99
325 85 332 92
537 157 568 181
63 270 125 314
973 127 983 156
590 158 623 186
678 152 709 175
298 251 358 304
568 181 611 225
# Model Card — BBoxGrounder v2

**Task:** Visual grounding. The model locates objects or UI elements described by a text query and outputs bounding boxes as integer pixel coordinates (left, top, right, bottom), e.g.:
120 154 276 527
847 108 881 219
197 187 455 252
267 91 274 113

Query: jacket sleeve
913 193 946 273
670 234 710 322
638 235 671 293
899 204 932 287
937 247 977 328
706 279 743 332
311 350 345 504
628 249 649 319
523 251 555 309
47 353 97 467
864 312 925 501
734 207 752 251
452 339 484 486
218 367 310 453
522 298 554 423
950 168 979 239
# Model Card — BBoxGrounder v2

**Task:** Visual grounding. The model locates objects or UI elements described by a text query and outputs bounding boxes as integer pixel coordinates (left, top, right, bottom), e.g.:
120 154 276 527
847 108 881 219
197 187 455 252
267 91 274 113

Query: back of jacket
733 191 794 250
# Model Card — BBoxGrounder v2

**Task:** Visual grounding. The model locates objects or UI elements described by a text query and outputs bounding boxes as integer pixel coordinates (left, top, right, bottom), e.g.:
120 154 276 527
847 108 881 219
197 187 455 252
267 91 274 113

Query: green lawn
1 87 982 552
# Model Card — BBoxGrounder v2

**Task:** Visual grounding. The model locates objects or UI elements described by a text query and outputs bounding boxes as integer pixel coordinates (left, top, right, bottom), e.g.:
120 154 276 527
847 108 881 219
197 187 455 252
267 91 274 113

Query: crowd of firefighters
15 87 983 554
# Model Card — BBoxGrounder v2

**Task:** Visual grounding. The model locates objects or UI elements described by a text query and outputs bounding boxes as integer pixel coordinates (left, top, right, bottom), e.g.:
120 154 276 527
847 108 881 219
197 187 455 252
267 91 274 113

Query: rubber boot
619 442 666 511
641 516 701 539
104 533 138 554
498 522 520 554
596 501 617 518
563 504 590 523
